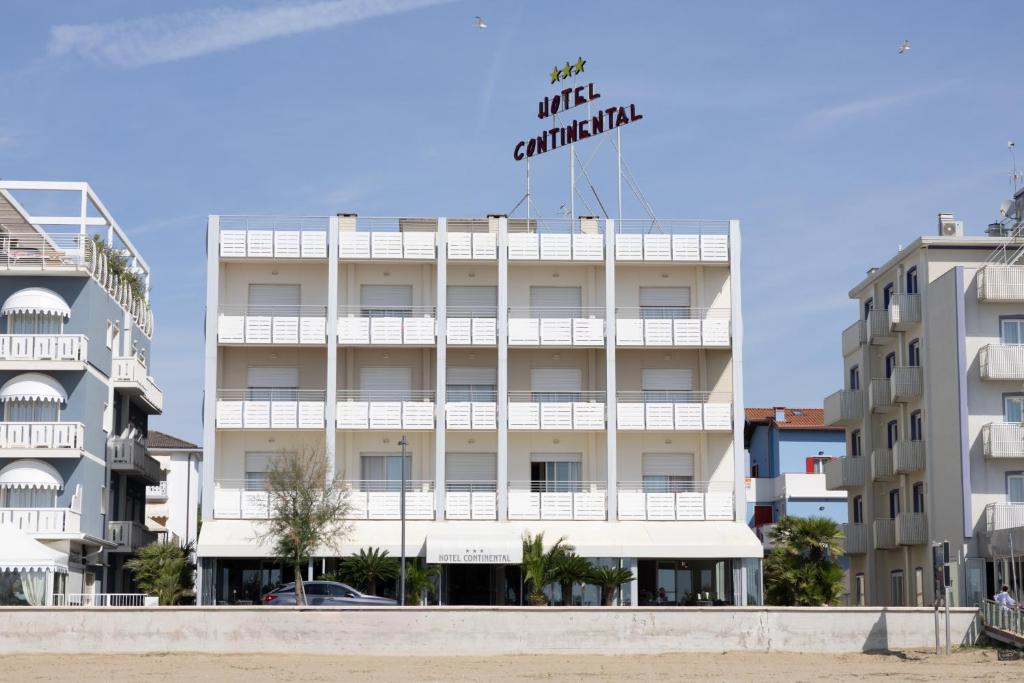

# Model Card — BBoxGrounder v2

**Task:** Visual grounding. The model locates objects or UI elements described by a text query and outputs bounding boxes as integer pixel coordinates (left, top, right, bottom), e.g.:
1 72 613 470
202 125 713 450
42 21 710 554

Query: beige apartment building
197 213 761 606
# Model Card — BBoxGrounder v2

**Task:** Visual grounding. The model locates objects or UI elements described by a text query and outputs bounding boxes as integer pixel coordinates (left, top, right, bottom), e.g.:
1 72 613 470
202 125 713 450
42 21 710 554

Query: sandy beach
0 648 1017 682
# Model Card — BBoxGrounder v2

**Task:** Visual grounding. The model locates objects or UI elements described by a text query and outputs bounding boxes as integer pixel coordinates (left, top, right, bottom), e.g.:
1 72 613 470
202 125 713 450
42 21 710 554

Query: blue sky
1 1 1022 443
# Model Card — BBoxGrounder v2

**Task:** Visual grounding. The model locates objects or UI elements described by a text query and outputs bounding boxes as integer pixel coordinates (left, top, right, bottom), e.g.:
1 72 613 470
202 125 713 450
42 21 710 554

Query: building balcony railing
0 421 84 451
107 520 157 553
888 293 921 331
446 229 497 261
893 439 926 473
445 392 497 430
338 307 436 345
338 218 437 260
211 480 436 520
980 344 1024 380
889 366 922 402
895 512 928 545
868 378 894 413
145 479 168 501
444 482 497 520
873 518 898 549
866 309 893 344
109 437 163 485
112 354 163 414
508 481 607 520
870 448 894 482
842 522 869 554
984 502 1024 533
508 391 606 430
218 216 329 259
55 593 148 607
0 507 81 534
337 390 435 430
446 307 497 345
217 305 327 345
983 422 1024 459
823 389 862 426
616 391 732 431
824 455 866 490
841 320 865 357
216 390 327 429
614 220 729 263
977 265 1024 302
508 307 604 346
617 481 734 521
508 221 604 261
0 334 87 363
614 308 730 347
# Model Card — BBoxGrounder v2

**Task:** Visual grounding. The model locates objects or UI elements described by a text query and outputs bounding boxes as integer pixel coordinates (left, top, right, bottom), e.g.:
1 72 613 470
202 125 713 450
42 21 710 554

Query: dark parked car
261 581 397 606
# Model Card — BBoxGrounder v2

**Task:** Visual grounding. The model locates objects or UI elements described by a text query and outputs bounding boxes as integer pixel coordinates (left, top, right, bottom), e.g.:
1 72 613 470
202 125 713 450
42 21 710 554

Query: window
640 368 692 403
530 457 582 492
908 339 921 367
638 287 690 320
360 284 413 318
360 453 412 490
848 366 860 391
447 285 497 317
248 284 301 316
750 463 759 478
851 429 862 457
888 489 901 518
864 298 874 320
806 456 830 474
642 454 694 493
7 313 62 334
885 352 896 378
531 367 584 403
4 400 58 422
1005 395 1024 423
246 366 299 401
0 487 56 508
530 286 582 318
1001 318 1024 345
906 267 919 295
106 321 120 352
912 482 925 513
883 283 894 310
359 366 413 401
910 411 923 441
753 505 774 527
1008 474 1024 504
855 574 866 606
852 495 863 524
914 567 925 606
891 570 905 607
447 367 496 402
244 452 285 491
886 420 898 449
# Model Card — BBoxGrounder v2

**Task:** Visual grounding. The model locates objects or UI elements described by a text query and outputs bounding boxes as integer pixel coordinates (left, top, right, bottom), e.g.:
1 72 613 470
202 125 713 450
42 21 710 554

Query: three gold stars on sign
550 57 586 84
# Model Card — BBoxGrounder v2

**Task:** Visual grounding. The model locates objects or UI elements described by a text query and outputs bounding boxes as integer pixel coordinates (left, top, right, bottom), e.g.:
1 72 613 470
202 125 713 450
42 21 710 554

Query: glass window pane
1006 398 1024 423
1009 476 1024 503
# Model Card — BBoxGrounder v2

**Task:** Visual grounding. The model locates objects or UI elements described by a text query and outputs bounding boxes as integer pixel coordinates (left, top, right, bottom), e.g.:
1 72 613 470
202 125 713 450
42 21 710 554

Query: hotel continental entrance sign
426 536 523 564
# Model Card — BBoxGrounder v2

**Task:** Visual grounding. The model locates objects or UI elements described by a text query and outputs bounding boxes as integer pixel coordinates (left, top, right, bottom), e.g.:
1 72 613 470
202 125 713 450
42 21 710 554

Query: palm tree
765 516 845 606
551 552 593 606
124 541 195 606
521 532 574 605
338 547 400 595
404 561 441 606
588 565 635 606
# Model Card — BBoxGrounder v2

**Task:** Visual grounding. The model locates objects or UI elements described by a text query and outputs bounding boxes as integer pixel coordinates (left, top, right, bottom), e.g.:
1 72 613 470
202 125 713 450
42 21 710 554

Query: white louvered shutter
642 453 695 477
447 286 497 316
446 453 497 482
448 367 497 385
248 284 300 313
530 368 582 392
529 286 582 315
360 285 413 309
360 367 413 399
641 368 692 391
639 287 690 308
247 366 299 388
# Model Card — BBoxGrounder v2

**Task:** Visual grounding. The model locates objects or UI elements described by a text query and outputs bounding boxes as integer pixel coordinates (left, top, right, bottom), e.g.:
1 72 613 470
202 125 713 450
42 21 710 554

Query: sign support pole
526 157 531 223
616 128 622 225
569 137 575 220
944 586 952 655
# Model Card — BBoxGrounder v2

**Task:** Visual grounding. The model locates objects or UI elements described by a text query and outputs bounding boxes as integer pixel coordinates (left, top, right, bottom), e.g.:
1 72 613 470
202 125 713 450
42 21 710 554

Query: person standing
995 585 1017 610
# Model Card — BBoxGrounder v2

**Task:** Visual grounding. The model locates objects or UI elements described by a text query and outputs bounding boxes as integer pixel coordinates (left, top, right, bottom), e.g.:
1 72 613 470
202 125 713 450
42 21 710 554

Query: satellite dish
1001 199 1014 218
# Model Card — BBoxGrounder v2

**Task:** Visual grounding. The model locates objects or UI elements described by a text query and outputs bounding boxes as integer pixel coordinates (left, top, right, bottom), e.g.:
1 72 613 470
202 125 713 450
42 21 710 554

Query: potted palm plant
338 547 400 596
521 532 573 605
404 561 441 606
587 565 635 606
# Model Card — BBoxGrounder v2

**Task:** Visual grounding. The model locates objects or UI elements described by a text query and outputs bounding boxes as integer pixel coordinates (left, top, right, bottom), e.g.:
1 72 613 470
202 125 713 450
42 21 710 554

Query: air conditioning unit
938 213 962 237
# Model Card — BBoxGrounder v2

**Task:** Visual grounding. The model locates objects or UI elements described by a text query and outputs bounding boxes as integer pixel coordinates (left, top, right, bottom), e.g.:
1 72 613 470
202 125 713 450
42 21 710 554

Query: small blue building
744 407 847 543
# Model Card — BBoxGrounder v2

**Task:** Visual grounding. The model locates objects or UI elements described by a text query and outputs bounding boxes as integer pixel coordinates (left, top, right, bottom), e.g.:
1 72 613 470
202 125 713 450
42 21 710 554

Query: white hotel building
197 214 760 605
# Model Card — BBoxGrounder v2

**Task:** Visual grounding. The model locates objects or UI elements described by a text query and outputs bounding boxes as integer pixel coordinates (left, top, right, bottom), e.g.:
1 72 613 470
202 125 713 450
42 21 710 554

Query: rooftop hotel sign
512 57 643 161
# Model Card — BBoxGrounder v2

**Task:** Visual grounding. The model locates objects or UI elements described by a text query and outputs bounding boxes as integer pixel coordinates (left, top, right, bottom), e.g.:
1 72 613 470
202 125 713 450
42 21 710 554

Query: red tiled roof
745 407 841 431
148 430 200 450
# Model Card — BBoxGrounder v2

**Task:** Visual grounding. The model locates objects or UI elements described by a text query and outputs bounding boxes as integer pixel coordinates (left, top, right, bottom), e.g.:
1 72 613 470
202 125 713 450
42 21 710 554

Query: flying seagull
898 40 911 54
475 16 487 29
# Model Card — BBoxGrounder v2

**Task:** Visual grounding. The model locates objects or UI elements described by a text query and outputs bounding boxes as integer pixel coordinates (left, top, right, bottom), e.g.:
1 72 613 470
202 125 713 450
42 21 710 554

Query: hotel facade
197 213 761 605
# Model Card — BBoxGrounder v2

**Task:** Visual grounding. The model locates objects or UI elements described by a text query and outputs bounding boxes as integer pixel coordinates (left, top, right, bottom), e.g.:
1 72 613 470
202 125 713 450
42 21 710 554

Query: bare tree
260 447 352 605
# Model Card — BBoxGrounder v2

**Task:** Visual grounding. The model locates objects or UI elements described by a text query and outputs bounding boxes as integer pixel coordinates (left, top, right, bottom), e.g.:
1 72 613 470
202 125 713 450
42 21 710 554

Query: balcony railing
888 293 921 331
823 389 862 426
508 481 607 520
824 455 866 490
108 437 163 485
112 354 163 413
508 225 604 261
614 220 729 262
866 309 893 344
890 366 922 402
445 481 497 520
614 308 730 347
445 392 497 430
508 391 606 430
617 481 734 521
508 307 604 346
216 390 327 429
0 334 87 362
983 422 1024 459
980 344 1024 380
337 390 435 430
869 378 894 413
338 219 437 260
0 507 80 533
870 448 894 482
218 216 329 258
211 480 436 520
107 520 157 553
446 230 498 260
337 306 436 345
55 593 148 607
842 523 869 554
146 480 168 501
218 305 327 344
893 439 926 473
984 503 1024 532
895 512 928 545
841 320 865 357
446 306 497 345
0 421 84 450
616 391 732 431
873 518 897 549
977 265 1024 302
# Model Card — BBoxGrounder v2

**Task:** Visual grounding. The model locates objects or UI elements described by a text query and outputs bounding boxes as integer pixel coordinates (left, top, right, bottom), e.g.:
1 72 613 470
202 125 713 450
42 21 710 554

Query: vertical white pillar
201 216 219 525
729 220 745 523
605 219 617 520
625 557 638 606
497 216 509 521
326 216 339 481
435 218 447 519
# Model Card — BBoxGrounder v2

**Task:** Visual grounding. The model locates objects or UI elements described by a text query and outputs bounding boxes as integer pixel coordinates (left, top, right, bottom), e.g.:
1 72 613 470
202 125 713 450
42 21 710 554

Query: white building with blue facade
0 181 163 606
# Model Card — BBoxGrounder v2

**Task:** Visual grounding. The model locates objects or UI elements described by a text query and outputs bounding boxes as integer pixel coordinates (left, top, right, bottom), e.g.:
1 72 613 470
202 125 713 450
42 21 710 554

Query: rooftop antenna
1010 141 1021 195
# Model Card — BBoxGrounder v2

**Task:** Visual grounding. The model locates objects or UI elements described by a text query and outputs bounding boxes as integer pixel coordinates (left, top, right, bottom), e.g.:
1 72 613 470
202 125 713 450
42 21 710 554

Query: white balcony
0 334 87 364
507 481 607 520
218 218 329 259
112 355 163 414
445 310 497 345
866 309 892 344
507 221 603 261
445 483 497 520
508 309 604 346
615 309 730 347
109 437 163 485
823 389 862 426
980 344 1024 380
217 306 327 344
211 480 435 520
617 481 734 521
892 439 925 473
445 398 497 430
977 265 1024 302
338 308 436 345
873 518 897 549
146 480 168 501
889 367 922 402
985 503 1024 532
983 423 1024 459
616 392 732 432
868 378 893 413
895 512 928 545
0 422 84 452
446 232 497 260
614 221 729 263
338 222 436 260
0 507 80 534
870 448 894 482
216 390 326 429
841 320 865 357
842 522 868 554
508 392 606 430
824 455 866 490
336 391 435 430
888 293 921 331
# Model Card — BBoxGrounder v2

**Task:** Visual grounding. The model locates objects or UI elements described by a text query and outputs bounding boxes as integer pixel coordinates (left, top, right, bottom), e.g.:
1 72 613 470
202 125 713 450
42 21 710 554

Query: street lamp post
399 435 408 606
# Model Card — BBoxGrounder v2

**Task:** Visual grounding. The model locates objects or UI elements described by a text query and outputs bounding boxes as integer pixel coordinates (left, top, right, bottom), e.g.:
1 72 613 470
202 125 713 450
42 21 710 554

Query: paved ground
1 648 1020 681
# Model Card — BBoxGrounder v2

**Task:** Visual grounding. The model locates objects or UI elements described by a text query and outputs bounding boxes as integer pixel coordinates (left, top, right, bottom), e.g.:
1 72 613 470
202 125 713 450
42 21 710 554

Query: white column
435 218 447 519
497 216 509 521
326 216 339 481
201 215 219 524
729 220 745 522
625 557 638 606
605 219 617 520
